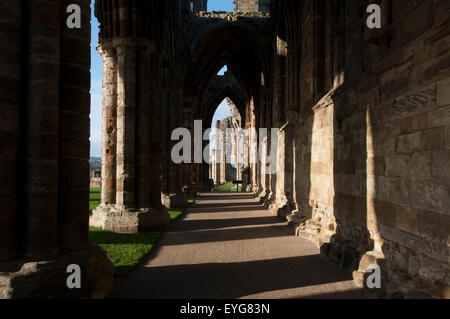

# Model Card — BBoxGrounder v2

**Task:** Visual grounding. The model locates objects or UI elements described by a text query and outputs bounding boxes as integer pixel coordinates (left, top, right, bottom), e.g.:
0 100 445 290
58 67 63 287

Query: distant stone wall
233 0 271 13
90 170 102 188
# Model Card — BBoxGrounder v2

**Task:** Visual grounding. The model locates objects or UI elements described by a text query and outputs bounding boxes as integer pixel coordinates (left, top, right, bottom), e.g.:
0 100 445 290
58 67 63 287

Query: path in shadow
118 255 359 299
116 192 363 299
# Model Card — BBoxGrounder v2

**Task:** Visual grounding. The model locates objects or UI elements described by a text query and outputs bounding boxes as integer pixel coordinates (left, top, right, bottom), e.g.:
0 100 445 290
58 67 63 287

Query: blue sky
90 3 102 158
208 0 235 11
90 1 235 157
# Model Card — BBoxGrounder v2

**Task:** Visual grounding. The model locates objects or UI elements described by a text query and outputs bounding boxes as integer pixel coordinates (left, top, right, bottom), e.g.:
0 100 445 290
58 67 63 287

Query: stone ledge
0 244 114 299
90 205 170 233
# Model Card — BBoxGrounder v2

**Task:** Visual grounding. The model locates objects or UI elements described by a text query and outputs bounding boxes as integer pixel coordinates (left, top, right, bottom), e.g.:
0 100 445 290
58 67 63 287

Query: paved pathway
116 192 363 299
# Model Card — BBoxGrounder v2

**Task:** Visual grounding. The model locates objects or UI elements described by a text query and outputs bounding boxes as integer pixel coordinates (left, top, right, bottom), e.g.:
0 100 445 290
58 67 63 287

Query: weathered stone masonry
0 0 449 299
0 0 113 298
275 0 450 298
182 0 450 298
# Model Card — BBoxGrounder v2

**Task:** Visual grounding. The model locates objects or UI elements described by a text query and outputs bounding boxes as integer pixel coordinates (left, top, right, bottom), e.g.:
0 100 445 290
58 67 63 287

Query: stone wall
278 0 450 298
233 0 271 13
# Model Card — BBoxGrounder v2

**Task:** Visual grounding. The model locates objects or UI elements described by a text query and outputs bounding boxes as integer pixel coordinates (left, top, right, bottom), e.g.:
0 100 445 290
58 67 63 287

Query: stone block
429 105 450 128
422 127 445 151
376 200 397 228
377 176 411 206
410 180 447 213
396 205 417 234
424 51 450 82
396 132 422 154
400 112 428 134
419 266 446 283
398 0 433 46
431 150 450 185
90 205 170 233
437 77 450 108
417 209 450 243
162 193 188 209
386 152 431 180
0 244 114 299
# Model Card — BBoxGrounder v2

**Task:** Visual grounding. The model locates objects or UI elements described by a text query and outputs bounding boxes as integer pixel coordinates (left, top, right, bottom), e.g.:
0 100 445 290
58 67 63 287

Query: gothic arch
184 21 270 121
201 74 246 127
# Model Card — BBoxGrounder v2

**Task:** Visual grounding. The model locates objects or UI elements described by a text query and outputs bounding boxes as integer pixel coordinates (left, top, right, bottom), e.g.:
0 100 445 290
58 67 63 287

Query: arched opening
209 98 234 187
183 19 268 193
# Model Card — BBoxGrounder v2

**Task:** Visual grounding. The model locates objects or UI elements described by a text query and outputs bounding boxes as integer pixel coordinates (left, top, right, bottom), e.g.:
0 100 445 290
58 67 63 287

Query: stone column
91 39 169 233
242 129 251 191
115 40 137 207
211 150 216 185
268 36 296 217
1 0 114 299
24 0 61 259
249 126 259 192
0 0 21 261
258 93 272 202
258 136 269 201
163 88 188 209
265 130 277 208
270 127 295 217
98 45 117 206
58 0 95 250
214 148 221 185
136 44 151 207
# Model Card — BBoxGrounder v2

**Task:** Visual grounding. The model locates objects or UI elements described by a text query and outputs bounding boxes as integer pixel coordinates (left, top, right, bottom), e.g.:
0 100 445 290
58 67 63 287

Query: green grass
89 226 162 278
88 188 185 278
214 182 242 192
168 209 184 220
89 187 101 214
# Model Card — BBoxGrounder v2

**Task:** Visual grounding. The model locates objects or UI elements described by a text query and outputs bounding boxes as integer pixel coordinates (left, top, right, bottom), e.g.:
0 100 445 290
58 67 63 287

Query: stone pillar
258 136 269 201
258 93 272 202
0 0 21 261
265 139 278 208
235 126 245 181
23 0 60 259
115 41 136 207
91 39 170 233
0 0 114 299
58 0 95 250
249 126 259 192
270 124 296 218
268 35 296 217
162 87 187 209
98 46 117 206
136 45 151 207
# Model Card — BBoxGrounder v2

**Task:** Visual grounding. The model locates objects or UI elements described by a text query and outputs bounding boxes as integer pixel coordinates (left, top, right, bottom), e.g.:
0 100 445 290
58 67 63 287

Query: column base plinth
90 205 170 233
183 186 198 198
257 189 268 204
162 193 188 209
269 196 296 219
0 244 114 299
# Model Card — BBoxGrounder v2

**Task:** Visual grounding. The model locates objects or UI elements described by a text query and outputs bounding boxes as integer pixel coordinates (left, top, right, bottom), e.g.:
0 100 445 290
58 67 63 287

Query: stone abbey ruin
0 0 449 299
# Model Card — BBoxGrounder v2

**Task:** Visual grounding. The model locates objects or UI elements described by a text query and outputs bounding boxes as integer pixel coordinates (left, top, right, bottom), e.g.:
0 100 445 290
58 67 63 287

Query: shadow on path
116 192 363 299
118 255 358 299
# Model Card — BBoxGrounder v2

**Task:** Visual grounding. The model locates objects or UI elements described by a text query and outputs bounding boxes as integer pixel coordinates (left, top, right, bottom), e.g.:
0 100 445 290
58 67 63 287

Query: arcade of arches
0 0 449 299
